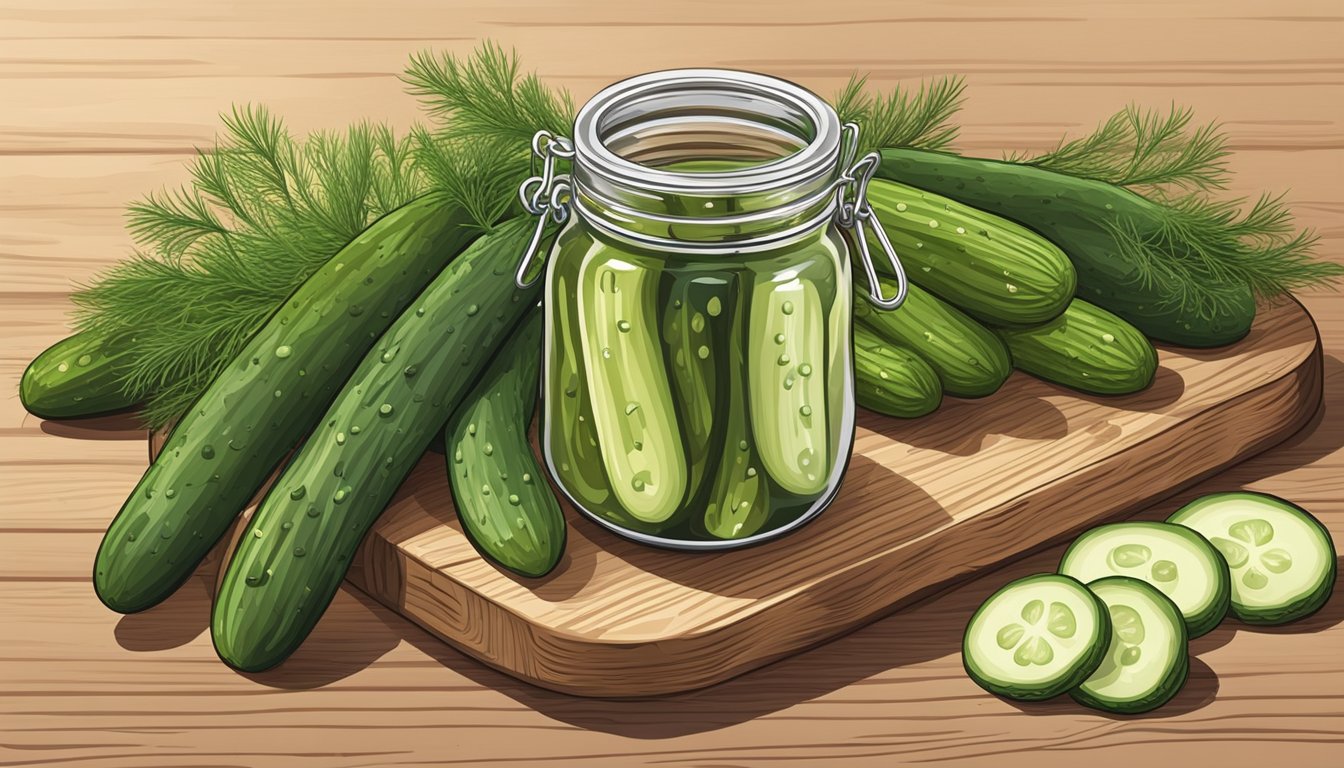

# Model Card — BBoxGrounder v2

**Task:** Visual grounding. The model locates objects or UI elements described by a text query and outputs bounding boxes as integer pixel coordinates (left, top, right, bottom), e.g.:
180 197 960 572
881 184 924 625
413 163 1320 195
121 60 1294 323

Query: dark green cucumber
661 271 736 506
876 148 1257 347
20 329 138 419
866 177 1075 326
701 289 770 540
995 299 1157 396
446 311 564 578
212 219 541 672
855 279 1011 398
94 196 477 614
853 325 943 418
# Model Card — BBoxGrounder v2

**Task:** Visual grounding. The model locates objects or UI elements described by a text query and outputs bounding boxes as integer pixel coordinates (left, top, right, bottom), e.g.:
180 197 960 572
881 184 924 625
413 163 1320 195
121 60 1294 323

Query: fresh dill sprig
1110 192 1336 314
834 74 966 156
72 106 430 427
1000 102 1340 309
402 41 575 144
1011 105 1231 194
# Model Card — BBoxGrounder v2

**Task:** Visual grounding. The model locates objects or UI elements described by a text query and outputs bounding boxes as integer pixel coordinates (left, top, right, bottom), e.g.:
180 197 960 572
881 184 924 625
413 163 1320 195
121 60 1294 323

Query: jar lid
569 68 845 252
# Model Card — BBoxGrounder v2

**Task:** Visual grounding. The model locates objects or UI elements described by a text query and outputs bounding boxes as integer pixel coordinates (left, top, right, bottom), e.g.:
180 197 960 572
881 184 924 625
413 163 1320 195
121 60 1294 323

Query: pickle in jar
747 273 830 495
577 252 687 524
662 271 737 505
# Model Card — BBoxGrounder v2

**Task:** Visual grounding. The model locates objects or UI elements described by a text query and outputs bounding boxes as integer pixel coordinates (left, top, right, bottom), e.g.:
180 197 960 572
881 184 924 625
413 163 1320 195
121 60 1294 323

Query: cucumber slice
1169 492 1336 625
1059 521 1230 637
1071 576 1189 714
963 574 1110 701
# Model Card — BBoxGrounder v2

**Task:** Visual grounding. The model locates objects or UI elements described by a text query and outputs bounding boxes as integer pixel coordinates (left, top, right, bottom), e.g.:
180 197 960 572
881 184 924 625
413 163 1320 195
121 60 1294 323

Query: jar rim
572 68 842 196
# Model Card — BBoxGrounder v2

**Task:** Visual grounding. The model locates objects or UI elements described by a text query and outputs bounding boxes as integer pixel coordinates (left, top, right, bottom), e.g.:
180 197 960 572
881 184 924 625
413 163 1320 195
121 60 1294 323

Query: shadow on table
134 352 1342 736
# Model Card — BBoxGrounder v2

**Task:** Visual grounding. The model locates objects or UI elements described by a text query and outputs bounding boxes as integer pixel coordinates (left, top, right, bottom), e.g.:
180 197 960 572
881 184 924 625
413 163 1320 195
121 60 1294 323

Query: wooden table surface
1 1 1340 766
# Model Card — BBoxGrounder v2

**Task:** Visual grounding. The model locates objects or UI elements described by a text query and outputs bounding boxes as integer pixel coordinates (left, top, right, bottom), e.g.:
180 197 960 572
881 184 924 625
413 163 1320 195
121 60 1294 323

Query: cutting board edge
347 326 1323 698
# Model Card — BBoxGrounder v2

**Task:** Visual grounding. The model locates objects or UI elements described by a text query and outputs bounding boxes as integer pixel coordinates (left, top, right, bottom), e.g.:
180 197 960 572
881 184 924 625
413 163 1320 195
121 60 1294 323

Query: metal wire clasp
514 130 575 289
835 123 908 310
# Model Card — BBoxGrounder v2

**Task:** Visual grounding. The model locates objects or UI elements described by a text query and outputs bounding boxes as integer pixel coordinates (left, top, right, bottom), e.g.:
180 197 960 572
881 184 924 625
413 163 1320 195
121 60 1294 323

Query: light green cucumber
855 279 1011 398
995 299 1157 396
20 329 139 419
853 325 942 418
1169 492 1336 625
1071 576 1189 714
212 219 541 672
447 312 564 578
963 573 1110 701
544 233 610 510
1059 521 1230 638
577 253 685 523
748 274 829 495
866 177 1075 326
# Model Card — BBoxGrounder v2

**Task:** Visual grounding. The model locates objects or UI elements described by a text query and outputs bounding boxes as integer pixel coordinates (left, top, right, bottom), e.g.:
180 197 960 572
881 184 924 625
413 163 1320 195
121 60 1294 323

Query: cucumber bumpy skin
447 311 564 578
865 177 1075 326
876 148 1257 348
212 219 541 672
577 251 686 524
21 329 138 419
855 279 1011 398
852 325 943 418
747 273 831 495
995 299 1157 396
95 196 478 614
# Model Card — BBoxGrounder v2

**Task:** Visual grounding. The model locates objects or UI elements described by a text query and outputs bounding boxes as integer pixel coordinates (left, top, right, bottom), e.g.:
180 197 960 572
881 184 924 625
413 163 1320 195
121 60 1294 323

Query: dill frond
1106 190 1340 319
1013 105 1231 194
834 74 965 156
402 41 575 144
71 107 429 427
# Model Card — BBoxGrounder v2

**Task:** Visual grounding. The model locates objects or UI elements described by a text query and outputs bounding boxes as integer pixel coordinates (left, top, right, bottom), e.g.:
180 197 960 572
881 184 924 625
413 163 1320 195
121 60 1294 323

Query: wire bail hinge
835 123 908 311
514 130 575 289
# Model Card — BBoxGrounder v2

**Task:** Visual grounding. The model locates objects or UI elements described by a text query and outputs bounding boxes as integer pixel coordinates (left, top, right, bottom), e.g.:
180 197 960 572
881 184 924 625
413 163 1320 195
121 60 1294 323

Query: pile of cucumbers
851 177 1158 421
964 492 1336 713
15 143 1304 675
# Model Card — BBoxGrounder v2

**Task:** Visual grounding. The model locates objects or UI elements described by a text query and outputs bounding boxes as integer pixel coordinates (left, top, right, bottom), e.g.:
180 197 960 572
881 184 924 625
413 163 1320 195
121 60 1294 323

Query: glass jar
516 69 906 550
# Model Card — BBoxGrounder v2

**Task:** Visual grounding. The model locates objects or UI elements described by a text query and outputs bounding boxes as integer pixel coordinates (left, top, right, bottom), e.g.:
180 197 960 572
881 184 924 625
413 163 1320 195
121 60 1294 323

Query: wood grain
1 0 1342 765
337 302 1323 696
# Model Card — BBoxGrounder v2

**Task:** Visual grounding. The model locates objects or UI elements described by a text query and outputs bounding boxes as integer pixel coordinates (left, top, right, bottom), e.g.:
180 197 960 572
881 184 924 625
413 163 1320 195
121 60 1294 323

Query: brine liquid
542 223 852 543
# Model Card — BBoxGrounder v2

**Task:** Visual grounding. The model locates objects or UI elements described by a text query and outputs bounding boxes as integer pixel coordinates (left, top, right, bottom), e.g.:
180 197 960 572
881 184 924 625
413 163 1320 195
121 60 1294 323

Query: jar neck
569 69 844 254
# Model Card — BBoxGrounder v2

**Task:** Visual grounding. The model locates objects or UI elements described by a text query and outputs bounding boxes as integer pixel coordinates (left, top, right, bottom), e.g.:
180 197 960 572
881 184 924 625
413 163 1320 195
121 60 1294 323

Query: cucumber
876 148 1257 348
702 290 770 540
1059 521 1230 637
995 299 1157 396
865 177 1075 326
20 329 138 419
446 312 564 578
1169 492 1336 625
748 273 830 495
212 219 541 672
855 279 1011 398
963 573 1110 701
543 231 611 511
94 196 477 614
662 272 736 505
1072 576 1189 714
852 325 942 418
577 251 686 523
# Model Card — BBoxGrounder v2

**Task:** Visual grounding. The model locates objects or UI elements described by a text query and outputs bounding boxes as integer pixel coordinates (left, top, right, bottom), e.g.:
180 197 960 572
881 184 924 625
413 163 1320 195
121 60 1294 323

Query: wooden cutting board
320 299 1319 698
